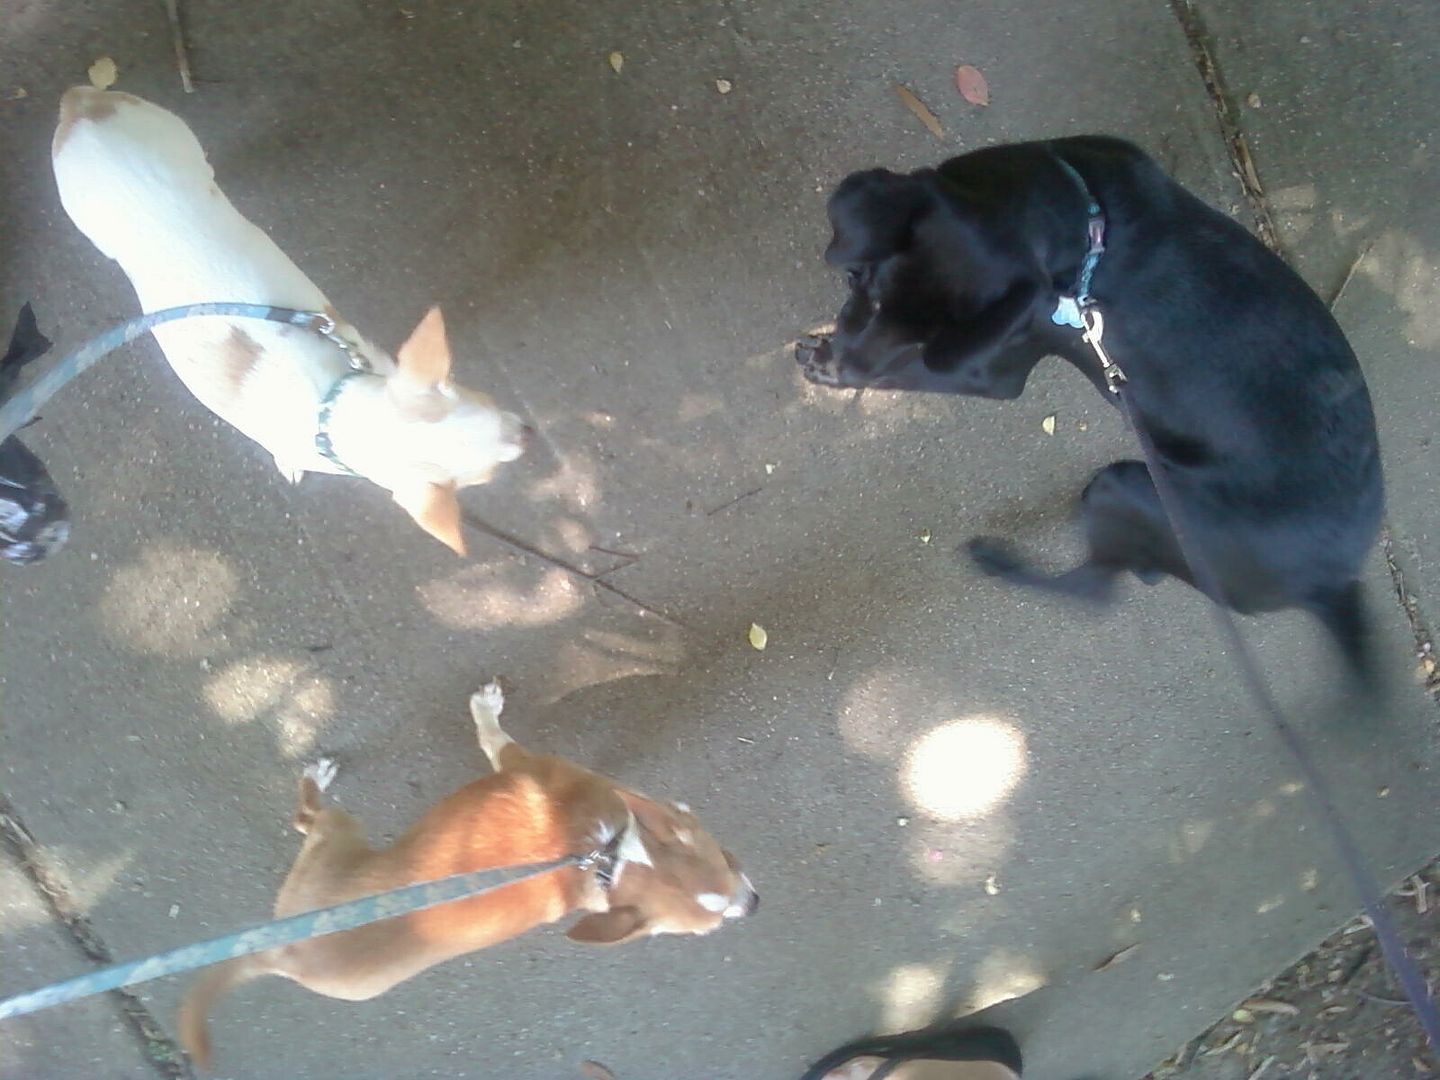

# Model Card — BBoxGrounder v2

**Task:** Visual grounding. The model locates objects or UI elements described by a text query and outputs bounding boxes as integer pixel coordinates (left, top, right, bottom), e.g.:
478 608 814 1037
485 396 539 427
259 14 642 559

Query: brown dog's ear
566 906 649 945
392 481 466 555
396 305 453 388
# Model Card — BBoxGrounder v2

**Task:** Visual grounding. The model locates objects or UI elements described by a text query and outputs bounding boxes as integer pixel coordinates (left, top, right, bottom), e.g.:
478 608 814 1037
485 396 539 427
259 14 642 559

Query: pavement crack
1169 0 1285 255
1380 527 1440 704
0 796 194 1079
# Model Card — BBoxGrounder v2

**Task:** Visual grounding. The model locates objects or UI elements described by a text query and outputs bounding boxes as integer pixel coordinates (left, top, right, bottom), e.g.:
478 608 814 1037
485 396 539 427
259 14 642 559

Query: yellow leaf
894 84 944 140
88 56 118 90
1041 414 1056 435
608 51 624 74
747 623 767 650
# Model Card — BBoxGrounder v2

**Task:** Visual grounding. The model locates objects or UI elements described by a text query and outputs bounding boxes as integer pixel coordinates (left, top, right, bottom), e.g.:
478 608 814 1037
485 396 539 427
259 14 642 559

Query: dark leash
0 837 621 1022
1053 152 1440 1051
0 302 355 445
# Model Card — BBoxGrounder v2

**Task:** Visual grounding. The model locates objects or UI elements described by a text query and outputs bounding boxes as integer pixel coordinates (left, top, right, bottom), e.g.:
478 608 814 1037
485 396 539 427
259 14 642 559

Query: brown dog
178 681 757 1068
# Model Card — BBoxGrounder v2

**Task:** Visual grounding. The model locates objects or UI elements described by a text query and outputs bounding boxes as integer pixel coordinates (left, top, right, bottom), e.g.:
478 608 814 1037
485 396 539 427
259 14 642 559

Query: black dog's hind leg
1307 580 1378 694
969 461 1190 601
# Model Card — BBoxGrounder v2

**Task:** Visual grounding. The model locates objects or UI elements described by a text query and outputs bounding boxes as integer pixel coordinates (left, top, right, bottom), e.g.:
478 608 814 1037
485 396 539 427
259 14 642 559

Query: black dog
797 135 1383 684
1 304 70 565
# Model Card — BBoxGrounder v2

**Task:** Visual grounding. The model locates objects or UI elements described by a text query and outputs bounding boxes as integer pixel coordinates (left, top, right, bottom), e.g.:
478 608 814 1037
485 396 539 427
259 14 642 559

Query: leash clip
308 312 372 373
1079 306 1127 394
577 830 626 892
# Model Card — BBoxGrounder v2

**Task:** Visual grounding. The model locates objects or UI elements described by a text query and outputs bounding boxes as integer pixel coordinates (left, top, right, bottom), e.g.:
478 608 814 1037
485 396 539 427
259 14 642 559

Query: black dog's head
1 304 70 566
796 155 1060 399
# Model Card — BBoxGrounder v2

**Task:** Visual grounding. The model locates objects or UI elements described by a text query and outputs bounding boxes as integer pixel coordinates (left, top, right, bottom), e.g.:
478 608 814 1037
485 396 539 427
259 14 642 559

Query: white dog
51 87 530 554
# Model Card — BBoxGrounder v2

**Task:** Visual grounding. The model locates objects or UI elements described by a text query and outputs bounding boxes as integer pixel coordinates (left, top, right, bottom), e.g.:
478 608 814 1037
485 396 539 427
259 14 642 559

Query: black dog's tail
1309 580 1378 695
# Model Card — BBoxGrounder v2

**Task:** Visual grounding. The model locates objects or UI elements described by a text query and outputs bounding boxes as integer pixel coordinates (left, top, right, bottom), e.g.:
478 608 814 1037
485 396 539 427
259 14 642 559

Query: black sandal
798 1022 1022 1080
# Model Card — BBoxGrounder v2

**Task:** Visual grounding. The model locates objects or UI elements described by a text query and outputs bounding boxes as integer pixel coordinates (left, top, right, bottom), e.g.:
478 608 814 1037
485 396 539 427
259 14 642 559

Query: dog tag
1051 295 1084 328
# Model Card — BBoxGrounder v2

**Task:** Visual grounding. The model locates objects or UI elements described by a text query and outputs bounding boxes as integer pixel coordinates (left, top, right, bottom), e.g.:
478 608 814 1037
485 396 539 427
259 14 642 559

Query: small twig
1246 1055 1276 1080
460 511 683 627
1328 242 1373 309
1351 987 1410 1007
587 543 640 560
163 0 195 94
704 486 762 517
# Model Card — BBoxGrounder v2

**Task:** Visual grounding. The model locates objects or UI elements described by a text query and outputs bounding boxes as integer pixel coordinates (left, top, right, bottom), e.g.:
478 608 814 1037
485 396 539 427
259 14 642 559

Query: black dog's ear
1 304 52 396
824 169 933 267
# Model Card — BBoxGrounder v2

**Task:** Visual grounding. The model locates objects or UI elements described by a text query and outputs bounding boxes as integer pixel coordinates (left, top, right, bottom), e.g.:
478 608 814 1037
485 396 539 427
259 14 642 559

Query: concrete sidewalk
1 2 1435 1078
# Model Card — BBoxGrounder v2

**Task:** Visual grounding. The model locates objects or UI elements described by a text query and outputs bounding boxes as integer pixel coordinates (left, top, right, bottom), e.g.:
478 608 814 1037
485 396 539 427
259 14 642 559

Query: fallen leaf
894 84 944 140
1246 91 1262 108
983 873 1000 896
579 1062 616 1080
88 56 118 90
1094 943 1139 972
608 51 624 74
764 462 776 475
918 529 932 544
8 87 27 100
954 64 989 106
1231 1008 1255 1024
747 622 767 650
715 78 733 94
1041 414 1056 435
1243 997 1300 1017
1202 1031 1245 1056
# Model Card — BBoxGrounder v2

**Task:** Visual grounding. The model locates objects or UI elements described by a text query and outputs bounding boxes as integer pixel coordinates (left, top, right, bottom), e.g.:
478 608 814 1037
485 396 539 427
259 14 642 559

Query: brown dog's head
566 791 757 945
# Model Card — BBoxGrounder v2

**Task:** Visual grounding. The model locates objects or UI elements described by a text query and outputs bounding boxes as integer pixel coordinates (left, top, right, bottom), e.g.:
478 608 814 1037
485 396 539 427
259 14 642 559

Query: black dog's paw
966 536 1024 578
795 335 843 386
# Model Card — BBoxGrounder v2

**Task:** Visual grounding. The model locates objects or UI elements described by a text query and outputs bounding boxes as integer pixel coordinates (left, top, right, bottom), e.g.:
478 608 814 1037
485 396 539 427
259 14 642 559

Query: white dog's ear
392 480 466 555
396 305 453 387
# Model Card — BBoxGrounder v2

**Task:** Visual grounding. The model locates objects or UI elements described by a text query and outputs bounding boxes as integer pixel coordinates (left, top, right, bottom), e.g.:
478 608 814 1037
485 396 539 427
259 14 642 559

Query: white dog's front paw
304 756 339 791
471 680 505 718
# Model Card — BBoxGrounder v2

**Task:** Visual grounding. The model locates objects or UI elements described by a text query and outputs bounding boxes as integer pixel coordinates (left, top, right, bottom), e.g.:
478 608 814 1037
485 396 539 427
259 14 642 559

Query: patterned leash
0 302 331 444
0 850 604 1021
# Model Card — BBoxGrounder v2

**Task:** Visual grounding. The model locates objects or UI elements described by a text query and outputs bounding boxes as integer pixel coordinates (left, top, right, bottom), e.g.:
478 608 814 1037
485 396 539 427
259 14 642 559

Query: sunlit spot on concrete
98 544 235 657
876 961 946 1032
963 948 1048 1012
553 517 593 554
901 715 1028 823
677 393 724 423
527 457 600 513
538 627 684 705
204 656 333 757
1362 229 1440 346
1168 819 1215 864
418 565 584 631
2 847 135 933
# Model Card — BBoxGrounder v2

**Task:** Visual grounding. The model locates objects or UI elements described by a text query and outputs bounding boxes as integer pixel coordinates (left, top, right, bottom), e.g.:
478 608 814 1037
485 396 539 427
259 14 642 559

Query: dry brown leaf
1093 943 1138 972
747 622 768 650
608 51 624 74
894 84 944 140
88 56 118 90
579 1062 617 1080
1041 414 1057 435
955 64 989 106
1242 997 1300 1016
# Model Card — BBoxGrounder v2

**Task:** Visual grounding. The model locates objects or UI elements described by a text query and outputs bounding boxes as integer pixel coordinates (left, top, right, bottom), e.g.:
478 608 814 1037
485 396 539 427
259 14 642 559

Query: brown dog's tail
177 955 266 1070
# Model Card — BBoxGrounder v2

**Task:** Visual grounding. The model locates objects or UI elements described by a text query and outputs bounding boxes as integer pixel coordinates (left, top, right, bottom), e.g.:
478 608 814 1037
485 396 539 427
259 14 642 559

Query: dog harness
1050 155 1107 329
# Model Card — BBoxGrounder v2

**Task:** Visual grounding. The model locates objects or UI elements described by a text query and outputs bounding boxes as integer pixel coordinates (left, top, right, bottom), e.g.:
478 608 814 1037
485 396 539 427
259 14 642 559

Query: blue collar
313 370 368 475
1050 155 1107 328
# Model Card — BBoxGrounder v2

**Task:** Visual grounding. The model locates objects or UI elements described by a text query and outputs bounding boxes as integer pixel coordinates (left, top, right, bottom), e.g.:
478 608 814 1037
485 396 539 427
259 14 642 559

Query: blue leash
0 303 328 444
0 852 595 1022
